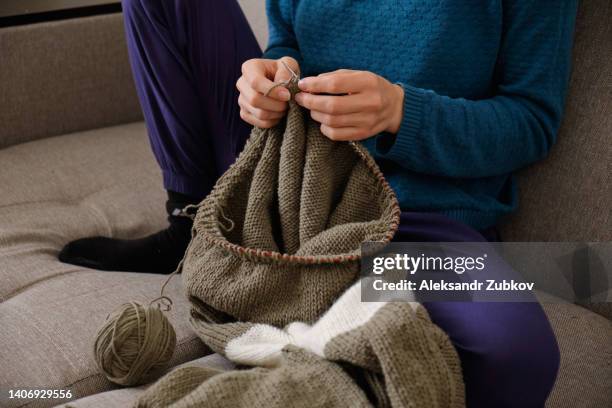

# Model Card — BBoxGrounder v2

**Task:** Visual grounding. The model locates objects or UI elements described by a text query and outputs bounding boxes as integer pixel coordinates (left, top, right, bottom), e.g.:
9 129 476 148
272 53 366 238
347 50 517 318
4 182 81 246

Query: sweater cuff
376 83 427 163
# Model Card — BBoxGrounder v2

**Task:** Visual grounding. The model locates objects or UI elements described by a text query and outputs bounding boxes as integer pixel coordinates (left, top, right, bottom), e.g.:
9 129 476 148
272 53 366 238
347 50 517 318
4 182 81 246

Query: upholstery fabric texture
500 0 612 321
542 302 612 408
0 123 163 301
0 124 210 408
500 0 611 242
0 13 142 150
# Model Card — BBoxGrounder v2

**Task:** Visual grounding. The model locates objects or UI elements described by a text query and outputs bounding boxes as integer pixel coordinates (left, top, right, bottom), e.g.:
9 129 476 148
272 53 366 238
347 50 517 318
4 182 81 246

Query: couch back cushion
0 13 142 149
501 0 612 241
239 0 268 49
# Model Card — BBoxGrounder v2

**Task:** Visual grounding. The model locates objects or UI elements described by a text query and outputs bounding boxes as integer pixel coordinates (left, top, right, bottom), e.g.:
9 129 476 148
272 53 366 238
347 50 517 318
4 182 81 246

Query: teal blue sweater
263 0 578 230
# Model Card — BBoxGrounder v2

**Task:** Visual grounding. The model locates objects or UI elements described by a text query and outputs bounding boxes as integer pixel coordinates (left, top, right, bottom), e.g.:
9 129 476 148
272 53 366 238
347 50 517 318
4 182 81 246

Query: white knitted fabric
225 280 419 367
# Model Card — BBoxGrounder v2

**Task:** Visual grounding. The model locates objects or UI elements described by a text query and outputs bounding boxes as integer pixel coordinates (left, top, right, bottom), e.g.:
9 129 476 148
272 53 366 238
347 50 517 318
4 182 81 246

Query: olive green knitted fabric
137 82 464 407
181 81 400 326
136 348 372 408
136 282 465 408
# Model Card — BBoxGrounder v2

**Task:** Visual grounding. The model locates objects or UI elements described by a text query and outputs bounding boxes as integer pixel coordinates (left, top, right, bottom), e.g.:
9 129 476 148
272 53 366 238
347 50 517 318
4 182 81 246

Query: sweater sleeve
376 0 578 178
263 0 302 64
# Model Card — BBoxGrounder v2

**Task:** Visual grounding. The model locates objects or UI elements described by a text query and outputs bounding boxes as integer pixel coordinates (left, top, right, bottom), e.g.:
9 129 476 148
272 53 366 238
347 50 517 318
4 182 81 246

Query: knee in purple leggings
396 213 560 407
425 301 560 408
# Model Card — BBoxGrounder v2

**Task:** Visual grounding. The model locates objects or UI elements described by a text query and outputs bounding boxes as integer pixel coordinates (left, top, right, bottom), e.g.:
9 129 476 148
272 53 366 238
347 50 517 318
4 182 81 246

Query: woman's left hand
295 69 404 141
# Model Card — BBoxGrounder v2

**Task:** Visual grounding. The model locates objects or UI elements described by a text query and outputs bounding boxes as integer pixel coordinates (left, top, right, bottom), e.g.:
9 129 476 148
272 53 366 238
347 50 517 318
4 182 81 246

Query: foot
58 191 197 274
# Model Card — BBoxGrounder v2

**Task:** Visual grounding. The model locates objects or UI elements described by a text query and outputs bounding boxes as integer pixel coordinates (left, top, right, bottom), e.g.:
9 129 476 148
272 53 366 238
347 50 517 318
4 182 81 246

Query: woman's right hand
236 56 299 128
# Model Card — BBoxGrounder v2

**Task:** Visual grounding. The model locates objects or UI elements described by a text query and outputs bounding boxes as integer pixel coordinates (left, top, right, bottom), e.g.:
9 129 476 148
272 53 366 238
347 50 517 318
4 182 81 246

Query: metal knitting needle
280 59 300 82
264 60 300 96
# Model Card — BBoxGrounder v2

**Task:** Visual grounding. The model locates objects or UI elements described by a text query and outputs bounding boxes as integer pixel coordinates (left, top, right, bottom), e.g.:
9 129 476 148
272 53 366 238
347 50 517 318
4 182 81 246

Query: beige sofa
0 1 610 407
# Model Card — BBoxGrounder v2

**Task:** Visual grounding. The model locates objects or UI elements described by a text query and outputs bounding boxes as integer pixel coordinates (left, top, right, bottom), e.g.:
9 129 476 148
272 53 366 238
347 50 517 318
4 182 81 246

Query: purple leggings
122 1 560 406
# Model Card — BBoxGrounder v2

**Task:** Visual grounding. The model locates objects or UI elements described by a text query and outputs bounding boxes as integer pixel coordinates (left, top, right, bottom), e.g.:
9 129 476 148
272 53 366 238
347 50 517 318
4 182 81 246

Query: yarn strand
149 260 183 312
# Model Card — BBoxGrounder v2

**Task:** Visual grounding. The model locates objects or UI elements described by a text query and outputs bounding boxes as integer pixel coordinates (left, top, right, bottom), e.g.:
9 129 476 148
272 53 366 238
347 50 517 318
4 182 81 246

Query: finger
238 94 286 121
242 61 290 102
309 110 372 128
317 69 353 77
239 108 280 129
294 92 367 114
237 77 288 112
274 56 300 83
298 71 369 94
320 124 370 141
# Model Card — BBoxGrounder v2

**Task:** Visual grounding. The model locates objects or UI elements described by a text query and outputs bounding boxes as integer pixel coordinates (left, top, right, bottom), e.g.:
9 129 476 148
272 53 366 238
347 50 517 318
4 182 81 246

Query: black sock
58 191 198 274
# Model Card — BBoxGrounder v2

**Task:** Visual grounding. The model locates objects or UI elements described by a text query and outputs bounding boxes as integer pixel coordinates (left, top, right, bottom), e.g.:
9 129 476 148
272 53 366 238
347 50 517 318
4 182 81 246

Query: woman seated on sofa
59 0 578 406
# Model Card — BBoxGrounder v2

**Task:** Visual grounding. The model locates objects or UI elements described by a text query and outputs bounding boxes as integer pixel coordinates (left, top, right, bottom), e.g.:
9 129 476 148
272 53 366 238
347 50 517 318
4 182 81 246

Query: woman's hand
236 56 299 128
295 70 404 141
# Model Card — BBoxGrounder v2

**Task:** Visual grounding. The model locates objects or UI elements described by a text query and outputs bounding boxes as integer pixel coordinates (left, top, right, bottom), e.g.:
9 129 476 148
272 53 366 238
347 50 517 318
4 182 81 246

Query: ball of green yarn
94 302 176 386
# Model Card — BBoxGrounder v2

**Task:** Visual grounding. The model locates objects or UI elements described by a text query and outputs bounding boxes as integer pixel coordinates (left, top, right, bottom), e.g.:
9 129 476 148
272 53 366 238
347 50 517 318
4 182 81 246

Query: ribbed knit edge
376 83 427 164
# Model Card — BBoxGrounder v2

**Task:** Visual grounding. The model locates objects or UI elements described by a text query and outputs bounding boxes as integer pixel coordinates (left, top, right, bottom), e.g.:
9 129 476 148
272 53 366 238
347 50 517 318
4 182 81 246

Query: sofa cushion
500 0 612 241
0 123 209 408
543 302 612 408
0 14 142 150
237 0 268 49
0 122 165 301
0 273 209 408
